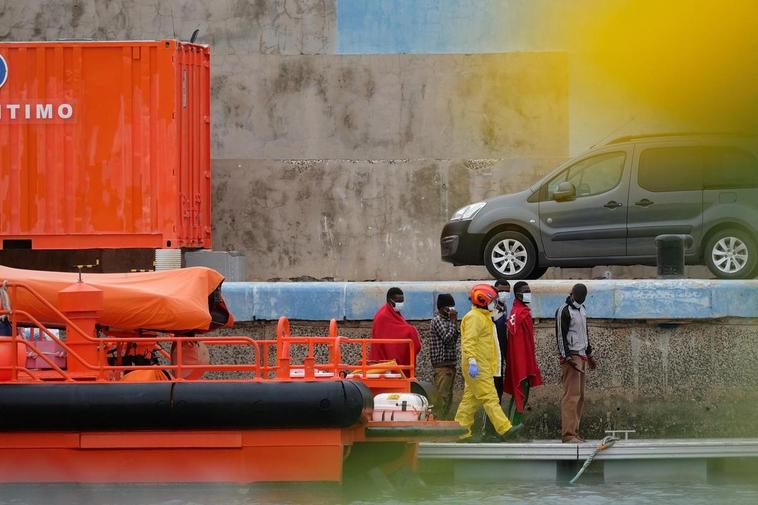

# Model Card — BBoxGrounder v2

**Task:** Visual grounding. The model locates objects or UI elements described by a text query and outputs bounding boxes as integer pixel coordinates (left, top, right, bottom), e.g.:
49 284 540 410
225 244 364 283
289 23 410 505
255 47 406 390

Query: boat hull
0 428 356 483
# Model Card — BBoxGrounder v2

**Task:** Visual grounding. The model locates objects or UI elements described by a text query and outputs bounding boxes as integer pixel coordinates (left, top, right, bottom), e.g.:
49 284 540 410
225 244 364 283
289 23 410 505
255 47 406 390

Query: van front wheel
705 229 758 279
484 231 537 280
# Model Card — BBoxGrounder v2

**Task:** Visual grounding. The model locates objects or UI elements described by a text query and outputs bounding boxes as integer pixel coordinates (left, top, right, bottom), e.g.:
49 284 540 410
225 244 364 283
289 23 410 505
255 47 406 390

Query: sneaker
562 437 583 443
498 423 524 442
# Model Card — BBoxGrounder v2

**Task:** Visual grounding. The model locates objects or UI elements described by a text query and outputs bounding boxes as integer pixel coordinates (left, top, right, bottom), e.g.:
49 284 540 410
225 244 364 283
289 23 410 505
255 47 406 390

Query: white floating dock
418 439 758 483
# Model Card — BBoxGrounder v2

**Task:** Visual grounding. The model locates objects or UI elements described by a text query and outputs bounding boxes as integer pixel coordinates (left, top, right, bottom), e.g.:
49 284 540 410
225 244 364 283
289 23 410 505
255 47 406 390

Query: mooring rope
569 435 618 484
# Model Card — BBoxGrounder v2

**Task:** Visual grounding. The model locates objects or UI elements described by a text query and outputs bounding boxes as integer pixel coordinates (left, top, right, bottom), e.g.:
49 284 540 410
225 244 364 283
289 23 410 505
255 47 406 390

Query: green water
3 482 758 505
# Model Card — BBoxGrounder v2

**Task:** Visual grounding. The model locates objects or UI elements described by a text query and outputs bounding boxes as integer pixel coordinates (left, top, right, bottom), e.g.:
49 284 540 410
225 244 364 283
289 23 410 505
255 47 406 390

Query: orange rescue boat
0 267 463 484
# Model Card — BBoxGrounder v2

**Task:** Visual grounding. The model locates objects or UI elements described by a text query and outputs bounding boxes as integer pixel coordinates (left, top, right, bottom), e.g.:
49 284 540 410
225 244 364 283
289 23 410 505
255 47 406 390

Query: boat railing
0 281 415 388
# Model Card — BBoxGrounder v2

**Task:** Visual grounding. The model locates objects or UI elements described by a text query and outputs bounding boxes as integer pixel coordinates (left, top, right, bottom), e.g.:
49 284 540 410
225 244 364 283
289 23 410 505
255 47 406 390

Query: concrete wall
0 0 335 54
212 52 567 160
210 49 568 280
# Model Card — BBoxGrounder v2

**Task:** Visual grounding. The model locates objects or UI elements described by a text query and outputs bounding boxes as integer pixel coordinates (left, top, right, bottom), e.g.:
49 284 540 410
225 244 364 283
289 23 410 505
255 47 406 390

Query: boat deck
418 439 758 483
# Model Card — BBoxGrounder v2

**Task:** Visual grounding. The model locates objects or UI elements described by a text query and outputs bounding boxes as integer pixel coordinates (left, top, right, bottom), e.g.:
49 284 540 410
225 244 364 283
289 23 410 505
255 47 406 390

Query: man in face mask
556 283 596 443
369 287 421 373
428 293 459 419
481 280 510 440
504 281 543 427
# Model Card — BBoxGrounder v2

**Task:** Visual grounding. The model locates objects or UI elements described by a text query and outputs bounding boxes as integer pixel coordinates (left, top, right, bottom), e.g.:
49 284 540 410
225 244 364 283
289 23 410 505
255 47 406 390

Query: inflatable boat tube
0 381 372 431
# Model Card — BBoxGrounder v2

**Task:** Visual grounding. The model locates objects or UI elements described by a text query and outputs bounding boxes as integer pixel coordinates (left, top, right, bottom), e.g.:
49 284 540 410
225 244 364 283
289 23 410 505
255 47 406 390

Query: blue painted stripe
222 280 758 322
336 0 509 54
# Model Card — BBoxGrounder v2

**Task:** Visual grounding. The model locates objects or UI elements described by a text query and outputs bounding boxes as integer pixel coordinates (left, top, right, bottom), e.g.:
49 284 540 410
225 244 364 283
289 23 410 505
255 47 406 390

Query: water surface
3 482 758 505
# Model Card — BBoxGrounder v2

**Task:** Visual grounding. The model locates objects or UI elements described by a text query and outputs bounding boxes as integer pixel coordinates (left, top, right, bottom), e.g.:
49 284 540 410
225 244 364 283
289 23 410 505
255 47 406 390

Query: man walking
504 281 543 426
428 293 459 419
455 284 521 442
556 283 596 443
481 280 510 440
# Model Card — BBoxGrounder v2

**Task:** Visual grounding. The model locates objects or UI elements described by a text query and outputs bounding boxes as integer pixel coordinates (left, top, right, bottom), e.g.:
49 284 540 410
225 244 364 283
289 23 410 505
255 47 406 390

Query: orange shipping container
0 40 211 251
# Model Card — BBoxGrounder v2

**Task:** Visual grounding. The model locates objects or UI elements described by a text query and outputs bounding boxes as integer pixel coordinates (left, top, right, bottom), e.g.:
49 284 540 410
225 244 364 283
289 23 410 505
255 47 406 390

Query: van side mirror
554 181 576 202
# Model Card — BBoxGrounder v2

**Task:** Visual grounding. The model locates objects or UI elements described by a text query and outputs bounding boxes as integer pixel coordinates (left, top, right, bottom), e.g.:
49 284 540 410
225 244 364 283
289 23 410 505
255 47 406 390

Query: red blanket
505 299 543 412
369 303 421 369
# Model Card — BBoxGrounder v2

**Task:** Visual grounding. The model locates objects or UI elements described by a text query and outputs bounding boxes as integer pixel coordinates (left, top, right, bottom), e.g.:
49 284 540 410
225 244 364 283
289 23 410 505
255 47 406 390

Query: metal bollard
655 234 693 278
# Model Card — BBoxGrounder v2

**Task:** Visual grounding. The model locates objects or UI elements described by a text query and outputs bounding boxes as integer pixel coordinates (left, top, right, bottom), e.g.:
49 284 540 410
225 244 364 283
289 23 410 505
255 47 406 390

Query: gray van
440 133 758 279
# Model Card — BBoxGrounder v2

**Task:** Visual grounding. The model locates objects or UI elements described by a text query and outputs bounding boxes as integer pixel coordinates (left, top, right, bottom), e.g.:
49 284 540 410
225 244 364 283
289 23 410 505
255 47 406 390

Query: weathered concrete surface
211 53 569 280
0 0 335 55
212 52 568 159
0 3 567 161
214 157 563 280
212 318 758 439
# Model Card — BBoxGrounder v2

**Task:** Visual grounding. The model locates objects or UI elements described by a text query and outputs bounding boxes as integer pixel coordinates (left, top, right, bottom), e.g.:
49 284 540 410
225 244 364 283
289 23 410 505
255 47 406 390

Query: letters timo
0 102 74 121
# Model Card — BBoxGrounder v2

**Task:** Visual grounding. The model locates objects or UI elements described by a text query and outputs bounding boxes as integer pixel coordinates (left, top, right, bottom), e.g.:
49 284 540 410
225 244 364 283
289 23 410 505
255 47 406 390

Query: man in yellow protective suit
455 284 523 442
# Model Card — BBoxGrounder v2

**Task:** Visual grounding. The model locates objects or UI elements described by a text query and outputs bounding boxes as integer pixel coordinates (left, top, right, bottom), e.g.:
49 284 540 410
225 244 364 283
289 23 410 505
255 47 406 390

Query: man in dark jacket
555 283 597 443
428 293 459 419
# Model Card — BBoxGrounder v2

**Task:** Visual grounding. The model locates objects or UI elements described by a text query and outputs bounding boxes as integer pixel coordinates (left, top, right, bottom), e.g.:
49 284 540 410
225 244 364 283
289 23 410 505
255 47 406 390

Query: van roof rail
606 132 757 145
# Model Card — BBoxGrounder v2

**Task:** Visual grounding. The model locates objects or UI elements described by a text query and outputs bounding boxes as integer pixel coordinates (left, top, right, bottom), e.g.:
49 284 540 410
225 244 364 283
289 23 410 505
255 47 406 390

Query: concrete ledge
420 439 758 462
221 280 758 322
420 441 577 461
586 439 758 461
419 439 758 483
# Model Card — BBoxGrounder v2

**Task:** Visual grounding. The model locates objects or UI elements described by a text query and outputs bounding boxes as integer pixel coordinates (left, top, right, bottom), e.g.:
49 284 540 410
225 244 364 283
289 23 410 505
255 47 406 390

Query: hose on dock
569 435 618 484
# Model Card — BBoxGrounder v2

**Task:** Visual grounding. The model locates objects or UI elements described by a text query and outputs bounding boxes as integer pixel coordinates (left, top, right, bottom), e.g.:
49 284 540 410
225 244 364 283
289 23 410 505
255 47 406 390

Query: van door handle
604 201 623 209
634 199 654 207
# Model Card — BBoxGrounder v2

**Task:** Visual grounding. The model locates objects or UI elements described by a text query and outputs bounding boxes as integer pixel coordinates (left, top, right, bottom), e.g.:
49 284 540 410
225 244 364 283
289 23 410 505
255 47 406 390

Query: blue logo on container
0 55 7 89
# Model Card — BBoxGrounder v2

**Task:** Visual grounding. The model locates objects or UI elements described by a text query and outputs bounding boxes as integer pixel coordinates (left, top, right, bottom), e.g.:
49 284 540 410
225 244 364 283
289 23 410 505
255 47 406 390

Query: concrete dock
418 439 758 483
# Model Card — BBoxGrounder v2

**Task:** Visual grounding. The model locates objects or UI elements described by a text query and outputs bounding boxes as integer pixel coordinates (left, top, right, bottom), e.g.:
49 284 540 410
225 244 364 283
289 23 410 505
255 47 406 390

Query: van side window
704 147 758 189
544 152 625 201
638 147 704 192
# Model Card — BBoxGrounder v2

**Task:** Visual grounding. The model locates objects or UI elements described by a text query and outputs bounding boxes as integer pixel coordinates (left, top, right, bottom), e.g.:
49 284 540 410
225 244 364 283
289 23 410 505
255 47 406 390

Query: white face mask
498 292 510 303
487 301 497 312
393 301 404 312
521 292 532 304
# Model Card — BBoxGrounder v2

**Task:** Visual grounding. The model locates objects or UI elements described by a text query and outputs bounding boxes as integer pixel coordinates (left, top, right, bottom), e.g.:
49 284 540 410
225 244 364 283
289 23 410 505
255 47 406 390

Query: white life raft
372 393 429 422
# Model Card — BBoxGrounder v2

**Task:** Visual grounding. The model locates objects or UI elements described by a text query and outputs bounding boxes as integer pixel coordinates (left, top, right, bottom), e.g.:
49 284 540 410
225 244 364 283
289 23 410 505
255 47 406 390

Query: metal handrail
0 281 417 386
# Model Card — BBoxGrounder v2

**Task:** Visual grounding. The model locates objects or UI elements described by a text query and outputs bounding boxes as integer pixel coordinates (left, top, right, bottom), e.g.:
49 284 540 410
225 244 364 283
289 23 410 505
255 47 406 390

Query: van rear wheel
484 231 537 280
705 229 758 279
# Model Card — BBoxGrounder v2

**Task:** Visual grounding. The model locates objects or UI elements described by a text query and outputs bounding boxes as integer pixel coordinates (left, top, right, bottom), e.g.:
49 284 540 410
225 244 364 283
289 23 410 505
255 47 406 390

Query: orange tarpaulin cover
0 266 233 333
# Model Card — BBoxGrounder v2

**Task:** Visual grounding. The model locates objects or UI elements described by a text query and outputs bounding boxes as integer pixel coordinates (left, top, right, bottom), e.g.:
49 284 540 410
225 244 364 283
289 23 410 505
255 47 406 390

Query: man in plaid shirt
429 293 459 419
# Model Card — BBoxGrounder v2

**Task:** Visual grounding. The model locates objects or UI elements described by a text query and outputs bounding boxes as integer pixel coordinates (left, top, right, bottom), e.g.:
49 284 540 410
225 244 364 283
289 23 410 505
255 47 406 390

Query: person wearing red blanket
369 287 421 374
504 281 543 426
